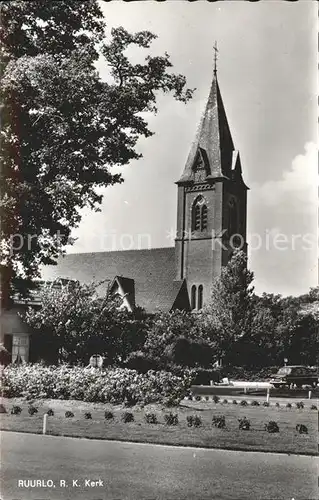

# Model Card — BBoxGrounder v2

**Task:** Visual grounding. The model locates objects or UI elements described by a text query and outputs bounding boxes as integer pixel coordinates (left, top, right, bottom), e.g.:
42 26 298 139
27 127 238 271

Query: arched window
192 196 208 232
191 285 197 310
198 285 203 310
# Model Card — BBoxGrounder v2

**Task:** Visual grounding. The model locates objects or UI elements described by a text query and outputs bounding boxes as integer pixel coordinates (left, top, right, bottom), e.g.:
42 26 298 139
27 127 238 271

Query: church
1 65 248 363
41 66 249 314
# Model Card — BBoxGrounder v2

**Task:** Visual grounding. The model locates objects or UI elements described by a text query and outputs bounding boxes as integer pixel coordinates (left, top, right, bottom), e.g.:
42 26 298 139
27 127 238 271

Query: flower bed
1 365 190 405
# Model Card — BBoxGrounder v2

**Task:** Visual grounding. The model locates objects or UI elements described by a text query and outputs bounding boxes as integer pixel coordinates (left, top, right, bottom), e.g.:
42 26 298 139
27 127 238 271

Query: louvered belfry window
191 285 197 310
198 285 203 310
192 196 208 232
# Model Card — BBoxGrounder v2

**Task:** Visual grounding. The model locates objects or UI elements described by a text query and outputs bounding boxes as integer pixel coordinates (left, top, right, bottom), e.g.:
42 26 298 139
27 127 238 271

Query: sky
68 0 318 297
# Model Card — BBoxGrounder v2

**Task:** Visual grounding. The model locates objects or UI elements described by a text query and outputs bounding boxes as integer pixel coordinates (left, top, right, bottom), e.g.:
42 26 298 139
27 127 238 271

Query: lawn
0 397 317 456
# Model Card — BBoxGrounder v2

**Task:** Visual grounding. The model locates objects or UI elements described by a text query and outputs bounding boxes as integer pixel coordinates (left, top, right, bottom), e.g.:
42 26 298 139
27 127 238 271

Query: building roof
178 73 235 183
41 247 189 313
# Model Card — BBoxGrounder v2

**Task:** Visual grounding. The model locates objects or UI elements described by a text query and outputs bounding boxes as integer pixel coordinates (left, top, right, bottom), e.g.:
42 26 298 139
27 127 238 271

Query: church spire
177 50 235 184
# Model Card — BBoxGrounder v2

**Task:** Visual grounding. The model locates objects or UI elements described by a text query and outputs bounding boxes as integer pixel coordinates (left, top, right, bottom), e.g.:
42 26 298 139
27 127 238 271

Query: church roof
178 72 235 183
40 247 189 313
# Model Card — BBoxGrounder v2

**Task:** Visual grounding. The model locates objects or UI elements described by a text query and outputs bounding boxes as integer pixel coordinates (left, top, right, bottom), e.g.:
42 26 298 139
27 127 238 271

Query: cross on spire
213 41 218 75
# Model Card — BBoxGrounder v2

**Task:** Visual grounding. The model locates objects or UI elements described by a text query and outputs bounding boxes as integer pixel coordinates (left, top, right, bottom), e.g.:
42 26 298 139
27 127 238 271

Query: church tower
174 56 248 310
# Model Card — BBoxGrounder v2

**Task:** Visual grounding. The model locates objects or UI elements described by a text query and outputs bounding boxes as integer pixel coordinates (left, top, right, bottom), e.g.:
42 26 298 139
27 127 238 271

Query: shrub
296 401 304 409
84 412 92 420
263 401 270 407
275 402 280 408
205 396 209 401
121 411 134 423
286 402 292 409
296 424 308 434
240 400 248 406
212 415 226 429
189 368 221 385
28 405 38 416
310 404 317 410
264 421 279 433
232 399 238 405
186 415 202 428
164 412 179 426
144 413 158 424
194 395 201 401
65 411 74 418
238 417 250 430
0 404 7 413
213 395 220 404
251 400 260 406
10 405 22 415
2 364 191 406
222 399 228 405
104 410 114 420
47 409 54 416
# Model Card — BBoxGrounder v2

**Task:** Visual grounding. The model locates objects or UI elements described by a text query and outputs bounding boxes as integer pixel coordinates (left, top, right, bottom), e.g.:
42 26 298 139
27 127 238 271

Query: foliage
104 410 114 420
144 413 158 424
212 415 226 429
238 417 250 430
222 399 228 405
213 395 220 404
295 424 308 435
47 409 54 416
24 279 148 364
296 401 304 410
0 404 7 414
263 402 270 407
264 421 279 433
240 400 248 407
286 403 292 409
232 400 238 405
186 415 202 428
10 405 22 415
121 411 134 423
164 412 178 426
0 1 193 301
194 395 201 401
84 411 92 419
189 368 221 385
275 402 280 408
203 251 254 362
28 405 38 416
310 405 317 410
251 400 260 406
2 364 190 405
65 411 74 418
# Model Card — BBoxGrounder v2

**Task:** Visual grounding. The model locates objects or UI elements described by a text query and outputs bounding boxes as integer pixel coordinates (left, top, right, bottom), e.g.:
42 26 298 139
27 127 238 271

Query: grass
0 397 317 456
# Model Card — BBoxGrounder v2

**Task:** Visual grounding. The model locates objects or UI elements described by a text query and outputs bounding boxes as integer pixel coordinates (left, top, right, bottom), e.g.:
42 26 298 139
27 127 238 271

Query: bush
104 410 114 420
65 411 74 418
296 401 304 409
121 411 134 423
0 404 7 414
1 365 191 406
310 404 317 410
10 405 22 415
212 415 226 429
264 421 279 433
275 402 280 408
263 401 270 407
84 412 92 419
47 409 54 416
251 400 260 406
232 399 238 405
238 417 250 430
189 368 221 385
144 413 158 424
164 412 179 426
222 399 228 405
186 415 202 428
28 405 38 416
213 395 220 404
204 395 209 401
286 402 292 409
240 400 248 406
194 395 201 401
296 424 308 434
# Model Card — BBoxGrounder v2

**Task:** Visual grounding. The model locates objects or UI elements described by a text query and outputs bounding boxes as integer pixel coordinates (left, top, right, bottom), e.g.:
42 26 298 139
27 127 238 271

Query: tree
203 250 254 362
0 1 194 303
24 279 148 365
